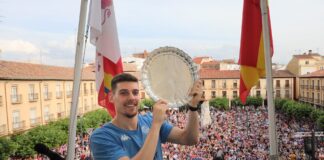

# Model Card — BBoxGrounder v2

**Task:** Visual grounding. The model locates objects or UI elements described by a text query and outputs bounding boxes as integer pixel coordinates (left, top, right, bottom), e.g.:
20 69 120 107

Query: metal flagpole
260 0 279 159
67 0 89 159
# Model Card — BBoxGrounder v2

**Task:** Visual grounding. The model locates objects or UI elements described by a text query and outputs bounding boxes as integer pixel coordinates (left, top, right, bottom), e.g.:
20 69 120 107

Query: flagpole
260 0 279 159
67 0 89 159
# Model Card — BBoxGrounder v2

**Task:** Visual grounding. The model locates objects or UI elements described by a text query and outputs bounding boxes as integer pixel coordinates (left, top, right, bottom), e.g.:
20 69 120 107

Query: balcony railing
12 121 26 131
56 92 63 99
314 99 320 104
0 96 3 107
233 85 238 89
310 86 314 90
57 112 66 119
315 86 320 90
275 94 281 98
321 100 324 106
28 93 39 102
44 92 52 100
275 85 280 89
91 89 95 95
0 124 7 135
11 95 22 104
30 117 41 127
285 85 290 89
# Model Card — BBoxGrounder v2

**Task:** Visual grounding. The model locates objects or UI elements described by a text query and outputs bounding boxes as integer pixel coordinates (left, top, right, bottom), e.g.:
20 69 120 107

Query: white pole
67 0 89 159
260 0 279 159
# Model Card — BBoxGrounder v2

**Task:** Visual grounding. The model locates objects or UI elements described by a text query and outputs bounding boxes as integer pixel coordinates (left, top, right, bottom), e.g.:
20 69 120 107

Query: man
90 73 203 160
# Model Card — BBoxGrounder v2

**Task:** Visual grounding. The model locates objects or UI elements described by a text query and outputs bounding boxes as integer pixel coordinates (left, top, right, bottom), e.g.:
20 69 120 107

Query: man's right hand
152 100 169 126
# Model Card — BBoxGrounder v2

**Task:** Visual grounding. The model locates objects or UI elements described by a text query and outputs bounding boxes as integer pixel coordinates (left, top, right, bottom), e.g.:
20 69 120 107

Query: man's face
110 82 139 118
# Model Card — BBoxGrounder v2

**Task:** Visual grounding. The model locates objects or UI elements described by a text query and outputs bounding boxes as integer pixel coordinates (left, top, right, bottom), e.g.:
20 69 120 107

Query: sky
0 0 323 67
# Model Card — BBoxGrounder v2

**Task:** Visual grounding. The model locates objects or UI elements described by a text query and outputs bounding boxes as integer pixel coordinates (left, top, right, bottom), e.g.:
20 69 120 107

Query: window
44 84 49 99
84 99 88 111
44 106 50 121
91 98 94 109
211 91 216 98
222 80 226 89
211 80 216 89
90 83 94 94
56 83 62 98
30 108 37 124
256 90 261 97
233 80 237 89
12 110 20 129
275 90 280 98
256 81 261 88
276 80 280 88
29 84 37 101
285 90 290 98
233 91 238 98
66 83 72 97
222 91 227 98
285 80 289 88
202 80 205 87
84 83 87 95
11 85 19 103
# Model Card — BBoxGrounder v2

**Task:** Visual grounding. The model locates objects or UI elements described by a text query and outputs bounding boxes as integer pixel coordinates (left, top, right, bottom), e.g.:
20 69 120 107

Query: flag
239 0 273 104
89 0 123 117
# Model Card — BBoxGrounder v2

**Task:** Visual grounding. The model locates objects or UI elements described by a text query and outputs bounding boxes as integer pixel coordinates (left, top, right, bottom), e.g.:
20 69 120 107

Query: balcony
285 85 290 89
314 99 320 104
44 92 52 100
91 89 95 95
321 100 324 106
321 86 324 90
310 86 314 90
12 121 26 132
11 95 22 104
28 93 38 102
0 96 3 107
66 91 72 98
222 85 226 89
233 85 238 89
315 86 320 90
44 114 55 123
0 124 7 136
275 94 281 98
56 92 63 99
57 112 65 119
30 117 41 127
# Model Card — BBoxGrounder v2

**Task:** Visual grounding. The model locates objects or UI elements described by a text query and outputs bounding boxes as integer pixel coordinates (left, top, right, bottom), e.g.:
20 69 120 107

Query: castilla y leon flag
89 0 123 117
239 0 273 104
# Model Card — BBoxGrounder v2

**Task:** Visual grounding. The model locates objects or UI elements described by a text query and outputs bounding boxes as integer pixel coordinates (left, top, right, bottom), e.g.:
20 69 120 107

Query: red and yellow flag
239 0 273 104
89 0 123 117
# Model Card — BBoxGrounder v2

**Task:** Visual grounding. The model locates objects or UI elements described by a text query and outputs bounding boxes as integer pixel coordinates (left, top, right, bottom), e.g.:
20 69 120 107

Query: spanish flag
239 0 273 104
89 0 123 117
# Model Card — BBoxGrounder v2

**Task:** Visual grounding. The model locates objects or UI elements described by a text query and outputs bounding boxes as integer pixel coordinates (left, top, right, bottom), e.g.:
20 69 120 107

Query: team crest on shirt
120 134 130 141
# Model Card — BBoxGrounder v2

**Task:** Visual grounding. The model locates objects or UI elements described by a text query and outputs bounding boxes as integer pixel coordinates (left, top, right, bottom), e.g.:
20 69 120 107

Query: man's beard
124 112 138 118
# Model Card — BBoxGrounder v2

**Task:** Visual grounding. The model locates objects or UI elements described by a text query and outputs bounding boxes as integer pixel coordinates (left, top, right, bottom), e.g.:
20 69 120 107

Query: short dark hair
111 73 138 92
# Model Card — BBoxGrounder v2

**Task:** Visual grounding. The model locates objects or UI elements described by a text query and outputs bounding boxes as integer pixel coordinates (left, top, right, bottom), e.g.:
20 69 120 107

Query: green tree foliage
245 96 263 107
139 98 155 110
0 137 17 160
231 98 243 107
5 109 111 158
209 98 229 110
317 116 324 131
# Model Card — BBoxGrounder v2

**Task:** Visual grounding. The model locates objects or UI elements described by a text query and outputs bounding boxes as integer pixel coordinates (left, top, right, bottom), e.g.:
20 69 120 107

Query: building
299 70 324 108
0 60 100 137
286 50 324 76
199 69 295 101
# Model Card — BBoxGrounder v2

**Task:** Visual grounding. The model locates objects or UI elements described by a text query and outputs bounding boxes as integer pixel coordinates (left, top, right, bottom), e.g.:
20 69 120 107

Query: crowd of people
162 106 324 159
29 105 323 160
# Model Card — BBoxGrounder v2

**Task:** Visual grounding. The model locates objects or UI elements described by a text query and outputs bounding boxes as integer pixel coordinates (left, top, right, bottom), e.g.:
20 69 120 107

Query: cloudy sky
0 0 323 66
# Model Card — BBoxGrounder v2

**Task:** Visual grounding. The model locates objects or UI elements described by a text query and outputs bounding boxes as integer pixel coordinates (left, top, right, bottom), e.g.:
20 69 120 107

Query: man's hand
189 80 204 107
152 100 169 126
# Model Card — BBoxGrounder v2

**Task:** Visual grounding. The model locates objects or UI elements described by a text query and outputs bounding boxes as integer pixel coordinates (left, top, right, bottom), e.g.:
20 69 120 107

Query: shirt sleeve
160 120 173 143
90 129 128 160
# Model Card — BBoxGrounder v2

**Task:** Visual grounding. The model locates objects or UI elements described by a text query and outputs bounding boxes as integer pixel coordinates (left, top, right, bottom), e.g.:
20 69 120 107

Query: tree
231 98 243 107
140 98 155 110
0 137 17 160
245 96 263 107
209 98 229 110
